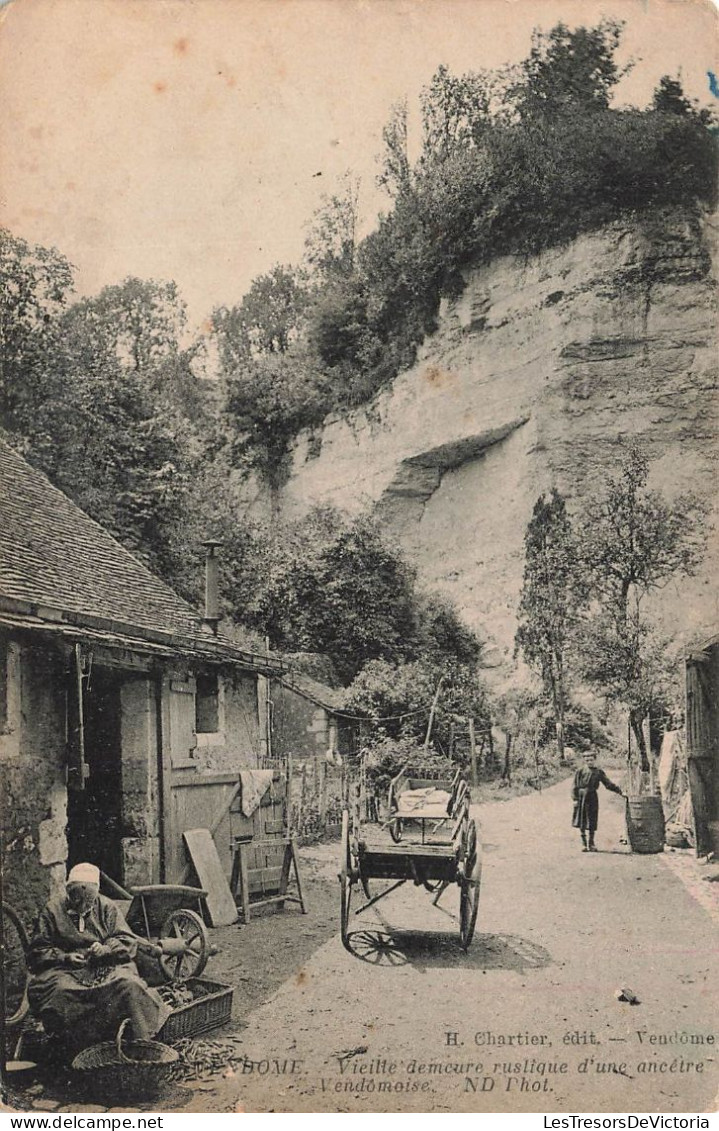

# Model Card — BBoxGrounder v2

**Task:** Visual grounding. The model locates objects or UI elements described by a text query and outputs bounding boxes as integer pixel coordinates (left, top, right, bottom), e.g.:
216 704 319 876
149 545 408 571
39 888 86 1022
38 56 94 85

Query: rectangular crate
158 978 233 1041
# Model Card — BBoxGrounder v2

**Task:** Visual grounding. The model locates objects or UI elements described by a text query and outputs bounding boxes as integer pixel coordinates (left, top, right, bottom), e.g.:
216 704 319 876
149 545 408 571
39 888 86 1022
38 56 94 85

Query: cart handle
388 762 411 812
99 871 134 901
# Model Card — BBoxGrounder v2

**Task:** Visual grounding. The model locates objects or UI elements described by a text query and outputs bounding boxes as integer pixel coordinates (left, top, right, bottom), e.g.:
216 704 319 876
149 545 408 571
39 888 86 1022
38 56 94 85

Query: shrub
360 735 458 800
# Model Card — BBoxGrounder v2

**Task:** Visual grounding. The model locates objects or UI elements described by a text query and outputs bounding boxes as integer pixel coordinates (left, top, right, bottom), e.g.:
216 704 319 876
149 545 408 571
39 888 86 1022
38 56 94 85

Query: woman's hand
87 942 113 963
66 951 87 967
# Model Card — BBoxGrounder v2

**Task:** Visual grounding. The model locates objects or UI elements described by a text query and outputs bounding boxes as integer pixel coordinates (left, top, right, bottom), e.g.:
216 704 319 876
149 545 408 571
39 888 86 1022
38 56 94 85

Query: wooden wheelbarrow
100 874 213 983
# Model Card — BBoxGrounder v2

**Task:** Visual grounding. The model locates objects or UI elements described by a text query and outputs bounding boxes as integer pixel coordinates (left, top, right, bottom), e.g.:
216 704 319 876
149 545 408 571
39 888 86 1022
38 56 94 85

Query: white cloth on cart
397 787 451 816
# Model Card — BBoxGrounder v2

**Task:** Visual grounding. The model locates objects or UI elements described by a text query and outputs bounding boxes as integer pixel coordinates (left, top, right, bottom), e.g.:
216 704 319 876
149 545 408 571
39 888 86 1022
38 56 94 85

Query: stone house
0 439 279 920
270 669 356 762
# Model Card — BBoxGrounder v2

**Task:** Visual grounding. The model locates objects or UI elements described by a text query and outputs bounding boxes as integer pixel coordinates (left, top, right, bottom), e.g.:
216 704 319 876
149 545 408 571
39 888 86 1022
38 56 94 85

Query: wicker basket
72 1018 179 1100
158 979 233 1041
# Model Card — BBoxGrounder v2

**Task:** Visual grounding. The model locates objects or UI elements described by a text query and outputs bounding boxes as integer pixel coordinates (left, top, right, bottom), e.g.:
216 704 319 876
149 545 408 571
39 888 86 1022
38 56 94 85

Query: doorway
66 666 125 881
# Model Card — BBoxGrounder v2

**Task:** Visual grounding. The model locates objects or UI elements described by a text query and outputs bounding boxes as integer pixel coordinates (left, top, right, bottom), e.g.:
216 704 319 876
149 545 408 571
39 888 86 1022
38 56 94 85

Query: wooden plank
360 843 457 859
248 865 283 894
182 828 238 926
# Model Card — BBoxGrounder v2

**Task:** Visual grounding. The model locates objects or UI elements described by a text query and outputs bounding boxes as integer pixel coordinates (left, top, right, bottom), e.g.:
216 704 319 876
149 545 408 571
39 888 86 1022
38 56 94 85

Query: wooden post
478 734 486 773
502 734 512 783
424 677 444 751
468 717 478 787
264 637 273 766
298 762 307 836
287 753 294 835
319 759 328 829
157 675 175 882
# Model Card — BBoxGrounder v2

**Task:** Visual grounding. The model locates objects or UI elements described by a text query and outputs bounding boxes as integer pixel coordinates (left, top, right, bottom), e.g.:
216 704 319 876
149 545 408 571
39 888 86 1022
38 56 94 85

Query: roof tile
0 438 203 642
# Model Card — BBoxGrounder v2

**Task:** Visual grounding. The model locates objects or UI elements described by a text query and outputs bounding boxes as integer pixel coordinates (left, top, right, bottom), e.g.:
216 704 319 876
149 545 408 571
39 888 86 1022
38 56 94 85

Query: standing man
572 752 624 851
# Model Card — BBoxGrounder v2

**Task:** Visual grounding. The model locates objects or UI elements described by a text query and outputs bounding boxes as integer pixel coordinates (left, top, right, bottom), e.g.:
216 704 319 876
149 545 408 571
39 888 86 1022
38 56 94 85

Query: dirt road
206 777 719 1114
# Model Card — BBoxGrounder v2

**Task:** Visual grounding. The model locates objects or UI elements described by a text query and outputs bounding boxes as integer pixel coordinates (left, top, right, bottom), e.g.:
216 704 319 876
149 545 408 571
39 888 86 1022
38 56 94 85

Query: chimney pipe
201 540 223 634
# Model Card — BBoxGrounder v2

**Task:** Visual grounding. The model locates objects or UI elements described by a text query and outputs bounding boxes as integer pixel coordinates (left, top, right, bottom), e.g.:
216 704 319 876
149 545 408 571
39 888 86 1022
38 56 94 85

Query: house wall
271 684 331 760
0 632 69 921
0 639 263 904
192 669 262 772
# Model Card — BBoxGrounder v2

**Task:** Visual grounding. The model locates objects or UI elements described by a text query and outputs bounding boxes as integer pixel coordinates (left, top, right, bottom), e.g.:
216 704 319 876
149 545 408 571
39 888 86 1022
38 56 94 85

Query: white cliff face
271 207 719 663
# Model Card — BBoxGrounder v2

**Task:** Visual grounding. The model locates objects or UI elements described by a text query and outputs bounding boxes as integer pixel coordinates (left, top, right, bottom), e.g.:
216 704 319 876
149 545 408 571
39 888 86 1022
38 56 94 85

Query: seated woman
27 863 171 1052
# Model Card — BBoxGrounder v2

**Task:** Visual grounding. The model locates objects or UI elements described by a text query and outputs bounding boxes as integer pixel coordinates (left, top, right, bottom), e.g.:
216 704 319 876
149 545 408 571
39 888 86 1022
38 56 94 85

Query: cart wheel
2 904 30 1032
459 821 481 952
340 810 354 950
389 818 403 844
159 908 209 982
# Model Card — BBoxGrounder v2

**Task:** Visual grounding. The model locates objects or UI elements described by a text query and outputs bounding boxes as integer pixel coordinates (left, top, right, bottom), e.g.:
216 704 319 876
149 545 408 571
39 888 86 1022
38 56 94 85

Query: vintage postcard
1 0 718 1118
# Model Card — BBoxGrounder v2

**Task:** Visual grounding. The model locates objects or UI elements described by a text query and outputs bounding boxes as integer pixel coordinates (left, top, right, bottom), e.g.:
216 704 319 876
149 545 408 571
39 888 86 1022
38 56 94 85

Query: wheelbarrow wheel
158 908 209 982
459 819 481 952
340 810 353 950
389 818 403 843
2 904 30 1032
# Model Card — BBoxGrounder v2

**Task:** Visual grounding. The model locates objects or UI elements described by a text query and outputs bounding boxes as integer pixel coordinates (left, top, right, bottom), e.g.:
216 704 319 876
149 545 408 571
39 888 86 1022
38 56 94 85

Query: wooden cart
387 764 468 844
339 769 481 952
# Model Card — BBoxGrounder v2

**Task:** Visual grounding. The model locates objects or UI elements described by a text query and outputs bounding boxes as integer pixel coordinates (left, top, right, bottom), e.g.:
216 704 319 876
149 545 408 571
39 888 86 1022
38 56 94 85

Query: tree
236 506 483 688
342 656 488 753
26 308 197 581
0 229 74 431
492 688 541 784
0 247 212 584
575 447 708 771
419 64 493 166
304 173 361 281
652 75 714 127
213 265 308 368
509 19 630 120
68 277 188 376
223 350 329 489
234 507 419 682
515 490 579 760
376 100 412 199
653 76 694 117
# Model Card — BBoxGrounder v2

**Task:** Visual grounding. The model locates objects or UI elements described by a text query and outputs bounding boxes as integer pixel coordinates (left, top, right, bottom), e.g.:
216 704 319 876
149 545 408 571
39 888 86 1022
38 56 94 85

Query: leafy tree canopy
573 446 708 768
515 489 580 758
212 264 308 368
508 19 629 120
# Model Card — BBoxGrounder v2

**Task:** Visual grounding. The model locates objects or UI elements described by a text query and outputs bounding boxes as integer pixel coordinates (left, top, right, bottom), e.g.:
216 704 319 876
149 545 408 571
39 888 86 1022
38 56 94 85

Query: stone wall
271 684 331 760
271 207 718 666
0 633 69 921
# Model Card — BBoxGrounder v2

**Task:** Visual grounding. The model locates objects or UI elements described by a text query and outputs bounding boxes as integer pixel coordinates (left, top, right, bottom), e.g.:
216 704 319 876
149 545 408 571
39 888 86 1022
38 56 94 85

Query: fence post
300 762 307 835
319 759 328 830
468 717 478 787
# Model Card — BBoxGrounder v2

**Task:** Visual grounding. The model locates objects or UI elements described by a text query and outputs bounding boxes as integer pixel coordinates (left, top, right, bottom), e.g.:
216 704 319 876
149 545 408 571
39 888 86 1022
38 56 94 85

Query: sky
0 0 717 330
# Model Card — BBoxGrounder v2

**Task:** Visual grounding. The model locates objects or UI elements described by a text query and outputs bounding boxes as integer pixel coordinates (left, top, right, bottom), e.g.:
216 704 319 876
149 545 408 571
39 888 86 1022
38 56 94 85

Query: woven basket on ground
72 1018 179 1099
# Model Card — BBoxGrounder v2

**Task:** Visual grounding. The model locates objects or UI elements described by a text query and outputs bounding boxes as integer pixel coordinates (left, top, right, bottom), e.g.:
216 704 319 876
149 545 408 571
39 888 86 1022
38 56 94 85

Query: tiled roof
0 438 249 659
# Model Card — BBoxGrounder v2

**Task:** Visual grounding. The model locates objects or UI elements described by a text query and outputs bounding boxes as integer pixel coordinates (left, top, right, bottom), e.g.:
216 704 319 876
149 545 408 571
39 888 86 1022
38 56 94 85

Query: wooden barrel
626 796 665 854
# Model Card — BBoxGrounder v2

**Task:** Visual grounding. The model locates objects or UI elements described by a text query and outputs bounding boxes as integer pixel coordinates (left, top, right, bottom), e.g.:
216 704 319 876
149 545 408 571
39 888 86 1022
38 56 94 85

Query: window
195 672 220 734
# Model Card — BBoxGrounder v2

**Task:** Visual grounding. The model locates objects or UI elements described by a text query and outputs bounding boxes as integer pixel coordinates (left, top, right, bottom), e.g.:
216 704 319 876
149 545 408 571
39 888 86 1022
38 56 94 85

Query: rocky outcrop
271 207 719 664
